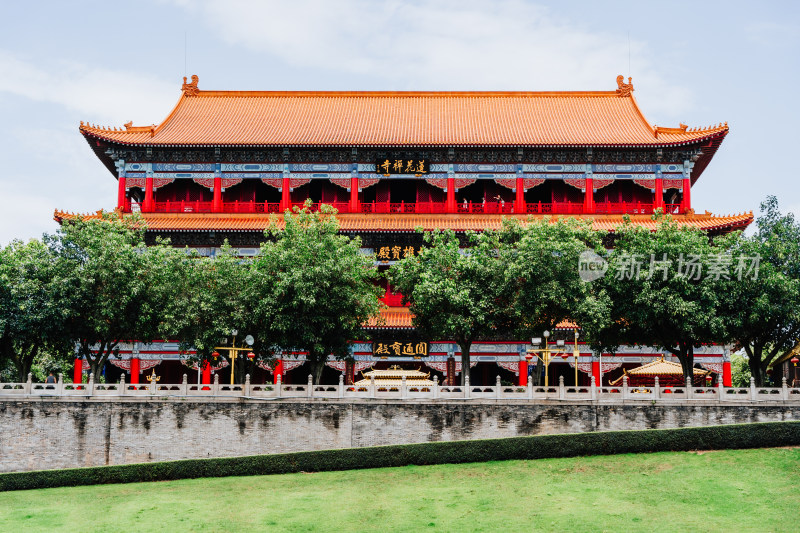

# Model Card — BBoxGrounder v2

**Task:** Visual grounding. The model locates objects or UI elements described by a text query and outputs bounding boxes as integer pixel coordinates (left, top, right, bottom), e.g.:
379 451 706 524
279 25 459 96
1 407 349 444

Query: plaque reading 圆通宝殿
373 341 429 357
375 159 429 176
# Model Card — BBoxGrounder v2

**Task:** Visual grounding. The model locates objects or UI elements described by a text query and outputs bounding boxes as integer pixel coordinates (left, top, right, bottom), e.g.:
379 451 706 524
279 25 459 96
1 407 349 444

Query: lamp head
543 330 550 338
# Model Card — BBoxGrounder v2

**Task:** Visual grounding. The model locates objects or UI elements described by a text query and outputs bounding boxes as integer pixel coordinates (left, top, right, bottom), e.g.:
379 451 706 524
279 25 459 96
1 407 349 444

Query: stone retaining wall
1 399 798 472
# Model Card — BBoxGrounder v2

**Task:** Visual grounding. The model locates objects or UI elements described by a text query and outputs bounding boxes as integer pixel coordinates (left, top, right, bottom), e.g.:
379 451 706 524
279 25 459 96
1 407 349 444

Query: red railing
593 202 654 215
144 200 674 216
153 201 214 213
224 202 282 213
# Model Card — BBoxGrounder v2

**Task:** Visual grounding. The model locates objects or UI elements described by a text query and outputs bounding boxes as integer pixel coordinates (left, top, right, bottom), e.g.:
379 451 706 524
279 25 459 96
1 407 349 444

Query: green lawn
0 447 798 532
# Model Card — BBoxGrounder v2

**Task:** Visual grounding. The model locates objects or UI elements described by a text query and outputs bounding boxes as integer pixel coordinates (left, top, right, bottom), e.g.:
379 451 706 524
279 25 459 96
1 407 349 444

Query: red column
654 177 664 211
591 360 600 386
583 177 595 214
446 356 456 385
212 176 223 213
73 358 83 384
201 361 211 385
681 178 691 213
722 361 732 387
349 176 359 213
515 176 525 214
518 359 528 386
273 359 283 384
280 176 291 212
129 358 140 384
117 176 127 212
142 176 154 212
446 176 456 213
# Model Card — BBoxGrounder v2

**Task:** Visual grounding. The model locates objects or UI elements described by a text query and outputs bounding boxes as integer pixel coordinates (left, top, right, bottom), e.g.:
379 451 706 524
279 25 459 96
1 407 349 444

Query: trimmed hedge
2 420 799 492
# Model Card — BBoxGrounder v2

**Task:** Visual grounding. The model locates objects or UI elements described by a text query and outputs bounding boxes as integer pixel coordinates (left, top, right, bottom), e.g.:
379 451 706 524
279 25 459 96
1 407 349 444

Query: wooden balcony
141 201 684 216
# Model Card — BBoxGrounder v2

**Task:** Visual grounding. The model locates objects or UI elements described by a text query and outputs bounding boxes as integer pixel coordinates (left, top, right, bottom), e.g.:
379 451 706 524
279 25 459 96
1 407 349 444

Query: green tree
165 244 265 383
390 229 512 385
0 239 72 381
718 197 800 386
252 203 382 384
501 217 610 343
587 216 728 383
51 212 180 378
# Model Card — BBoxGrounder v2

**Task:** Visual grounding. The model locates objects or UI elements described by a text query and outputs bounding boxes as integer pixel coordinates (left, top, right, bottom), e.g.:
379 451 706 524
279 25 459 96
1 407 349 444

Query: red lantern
791 357 799 366
247 351 255 360
705 375 712 382
525 353 533 362
211 351 220 360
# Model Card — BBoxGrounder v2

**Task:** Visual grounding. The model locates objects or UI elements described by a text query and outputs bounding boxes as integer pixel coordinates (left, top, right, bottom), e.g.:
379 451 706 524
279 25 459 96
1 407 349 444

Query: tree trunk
674 343 695 385
310 355 325 385
748 357 764 387
459 341 472 386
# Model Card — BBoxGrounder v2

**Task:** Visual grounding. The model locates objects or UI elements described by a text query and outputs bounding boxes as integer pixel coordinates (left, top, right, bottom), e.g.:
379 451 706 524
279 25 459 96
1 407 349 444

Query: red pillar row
280 176 291 212
349 176 359 213
515 176 525 214
591 360 600 386
583 176 594 214
681 177 692 213
129 358 140 384
117 176 127 212
445 356 456 385
273 360 283 384
518 359 528 386
212 176 223 213
446 175 456 213
654 177 664 211
202 361 211 385
73 358 83 384
142 176 154 212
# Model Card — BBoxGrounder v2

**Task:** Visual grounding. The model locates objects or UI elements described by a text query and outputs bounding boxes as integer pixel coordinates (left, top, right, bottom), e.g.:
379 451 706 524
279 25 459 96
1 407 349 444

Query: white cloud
176 0 692 119
0 50 179 126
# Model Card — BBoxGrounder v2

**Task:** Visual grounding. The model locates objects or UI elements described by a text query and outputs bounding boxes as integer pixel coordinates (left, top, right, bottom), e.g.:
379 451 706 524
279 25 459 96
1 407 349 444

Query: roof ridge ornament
182 74 199 96
616 75 634 97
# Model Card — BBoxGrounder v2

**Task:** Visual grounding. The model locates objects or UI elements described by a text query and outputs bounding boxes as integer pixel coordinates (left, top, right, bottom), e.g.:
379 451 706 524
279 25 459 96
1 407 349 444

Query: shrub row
2 420 799 492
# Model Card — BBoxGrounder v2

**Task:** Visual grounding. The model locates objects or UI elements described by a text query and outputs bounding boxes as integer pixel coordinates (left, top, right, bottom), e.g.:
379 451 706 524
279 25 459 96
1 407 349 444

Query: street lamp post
526 330 571 388
214 330 255 385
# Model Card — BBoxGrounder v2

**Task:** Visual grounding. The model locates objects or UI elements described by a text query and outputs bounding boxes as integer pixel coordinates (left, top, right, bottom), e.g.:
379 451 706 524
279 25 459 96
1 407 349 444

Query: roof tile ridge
684 122 729 134
187 89 621 98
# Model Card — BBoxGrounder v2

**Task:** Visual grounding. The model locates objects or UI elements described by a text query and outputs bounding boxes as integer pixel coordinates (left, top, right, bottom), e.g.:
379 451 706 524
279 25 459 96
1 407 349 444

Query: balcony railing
2 373 797 402
143 201 680 216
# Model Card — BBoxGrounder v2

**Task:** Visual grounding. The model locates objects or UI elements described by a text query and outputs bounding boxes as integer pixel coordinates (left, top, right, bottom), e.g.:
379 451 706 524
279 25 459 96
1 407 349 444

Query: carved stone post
276 374 282 399
119 374 126 397
559 375 565 400
433 375 439 400
307 374 313 398
338 374 344 398
654 376 660 400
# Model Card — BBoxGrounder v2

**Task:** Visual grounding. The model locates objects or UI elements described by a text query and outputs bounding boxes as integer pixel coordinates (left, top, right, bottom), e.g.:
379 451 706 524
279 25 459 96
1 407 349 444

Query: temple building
59 74 751 387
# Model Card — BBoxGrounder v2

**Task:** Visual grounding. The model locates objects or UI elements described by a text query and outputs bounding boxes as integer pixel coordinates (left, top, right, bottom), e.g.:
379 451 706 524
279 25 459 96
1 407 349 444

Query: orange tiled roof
367 307 579 330
367 307 414 329
53 211 753 234
79 75 727 148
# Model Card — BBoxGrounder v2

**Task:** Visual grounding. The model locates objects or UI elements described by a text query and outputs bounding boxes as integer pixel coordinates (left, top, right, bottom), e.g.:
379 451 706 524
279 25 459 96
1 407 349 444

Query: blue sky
0 0 797 244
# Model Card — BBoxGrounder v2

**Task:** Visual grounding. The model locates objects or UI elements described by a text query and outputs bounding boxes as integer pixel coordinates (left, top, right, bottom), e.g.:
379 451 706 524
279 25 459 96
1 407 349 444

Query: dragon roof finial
616 75 634 97
182 74 200 96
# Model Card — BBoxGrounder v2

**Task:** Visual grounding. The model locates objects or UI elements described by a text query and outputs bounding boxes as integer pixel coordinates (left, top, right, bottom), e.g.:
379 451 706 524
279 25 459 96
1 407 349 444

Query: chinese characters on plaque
373 341 429 357
375 159 429 176
375 245 420 262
